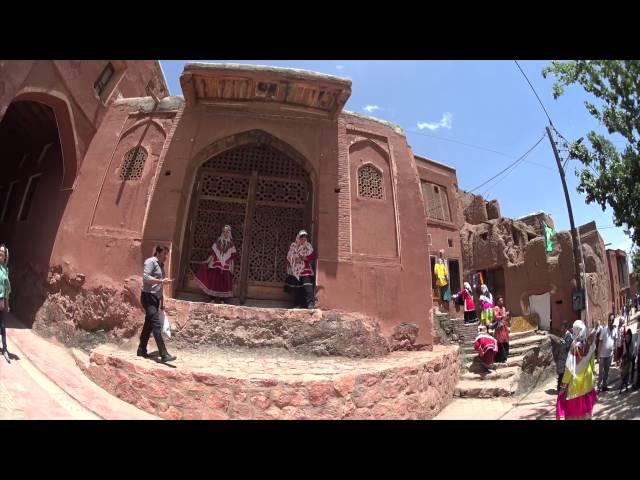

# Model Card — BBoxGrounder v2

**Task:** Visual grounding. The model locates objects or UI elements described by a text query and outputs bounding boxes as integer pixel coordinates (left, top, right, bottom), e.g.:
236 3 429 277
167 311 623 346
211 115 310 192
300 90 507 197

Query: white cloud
363 105 382 113
336 65 345 70
417 112 453 131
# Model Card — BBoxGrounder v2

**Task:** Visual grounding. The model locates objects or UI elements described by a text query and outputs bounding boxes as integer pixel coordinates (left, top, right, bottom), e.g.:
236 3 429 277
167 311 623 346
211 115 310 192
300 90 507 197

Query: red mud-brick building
0 61 441 345
415 155 464 315
605 248 630 315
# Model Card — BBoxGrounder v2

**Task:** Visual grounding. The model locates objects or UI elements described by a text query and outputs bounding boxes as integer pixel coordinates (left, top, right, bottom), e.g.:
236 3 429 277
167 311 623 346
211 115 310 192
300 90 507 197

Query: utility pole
546 126 583 293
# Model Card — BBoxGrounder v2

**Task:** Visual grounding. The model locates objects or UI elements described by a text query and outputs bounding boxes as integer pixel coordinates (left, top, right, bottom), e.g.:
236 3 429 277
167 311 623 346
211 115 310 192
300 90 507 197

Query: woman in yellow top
433 252 450 312
556 319 598 420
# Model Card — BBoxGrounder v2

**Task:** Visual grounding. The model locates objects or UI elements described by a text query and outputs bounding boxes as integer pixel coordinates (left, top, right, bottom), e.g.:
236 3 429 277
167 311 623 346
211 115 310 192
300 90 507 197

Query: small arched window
357 164 384 200
119 147 147 181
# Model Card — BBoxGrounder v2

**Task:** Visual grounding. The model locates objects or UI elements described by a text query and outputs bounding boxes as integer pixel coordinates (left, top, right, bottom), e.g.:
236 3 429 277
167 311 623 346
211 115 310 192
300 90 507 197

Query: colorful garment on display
434 261 448 288
543 220 556 253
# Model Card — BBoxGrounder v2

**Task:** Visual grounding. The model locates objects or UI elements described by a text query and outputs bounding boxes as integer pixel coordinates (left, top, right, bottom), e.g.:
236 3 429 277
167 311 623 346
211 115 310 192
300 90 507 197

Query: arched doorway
0 99 74 323
180 139 313 304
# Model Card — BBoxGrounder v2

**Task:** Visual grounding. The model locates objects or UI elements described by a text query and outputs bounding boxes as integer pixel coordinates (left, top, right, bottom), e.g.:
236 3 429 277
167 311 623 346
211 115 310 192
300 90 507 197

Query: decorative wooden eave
179 63 352 120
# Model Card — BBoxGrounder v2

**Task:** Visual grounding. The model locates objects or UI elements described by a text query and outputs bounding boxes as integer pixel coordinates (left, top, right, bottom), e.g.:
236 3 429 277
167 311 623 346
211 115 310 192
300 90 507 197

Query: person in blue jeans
0 244 12 363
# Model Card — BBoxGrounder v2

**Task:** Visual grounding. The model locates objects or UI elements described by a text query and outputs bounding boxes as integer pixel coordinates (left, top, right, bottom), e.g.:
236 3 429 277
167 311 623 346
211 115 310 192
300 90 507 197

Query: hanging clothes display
543 220 556 253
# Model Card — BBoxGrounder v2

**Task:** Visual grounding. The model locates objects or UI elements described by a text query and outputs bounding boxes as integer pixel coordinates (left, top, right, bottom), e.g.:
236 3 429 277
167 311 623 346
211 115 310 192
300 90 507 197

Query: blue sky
160 60 633 262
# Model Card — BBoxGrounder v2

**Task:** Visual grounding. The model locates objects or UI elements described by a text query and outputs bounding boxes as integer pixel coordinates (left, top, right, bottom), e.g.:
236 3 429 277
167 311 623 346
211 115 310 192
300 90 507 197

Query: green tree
632 248 640 276
542 61 640 253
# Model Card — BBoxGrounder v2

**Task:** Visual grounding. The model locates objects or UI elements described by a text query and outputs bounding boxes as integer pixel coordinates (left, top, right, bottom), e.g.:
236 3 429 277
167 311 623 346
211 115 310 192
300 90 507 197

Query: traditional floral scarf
287 231 314 280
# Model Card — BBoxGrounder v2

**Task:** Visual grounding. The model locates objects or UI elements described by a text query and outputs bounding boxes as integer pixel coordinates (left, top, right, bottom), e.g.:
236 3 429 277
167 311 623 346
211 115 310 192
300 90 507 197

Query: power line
482 144 540 197
407 129 514 158
514 60 554 126
406 129 555 171
469 133 546 193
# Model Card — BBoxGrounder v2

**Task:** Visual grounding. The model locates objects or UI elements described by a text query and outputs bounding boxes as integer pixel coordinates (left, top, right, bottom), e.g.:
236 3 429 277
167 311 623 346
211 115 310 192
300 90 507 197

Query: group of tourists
554 311 639 420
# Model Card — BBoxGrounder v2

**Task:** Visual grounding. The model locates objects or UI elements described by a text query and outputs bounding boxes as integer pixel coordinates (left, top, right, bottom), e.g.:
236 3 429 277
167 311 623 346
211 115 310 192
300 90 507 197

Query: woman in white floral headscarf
194 225 237 303
285 230 315 309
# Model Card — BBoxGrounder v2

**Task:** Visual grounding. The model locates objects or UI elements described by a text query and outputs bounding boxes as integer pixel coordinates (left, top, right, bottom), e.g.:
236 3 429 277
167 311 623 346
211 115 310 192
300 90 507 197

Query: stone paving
0 330 98 419
1 314 155 420
437 312 640 420
82 343 460 419
2 307 638 420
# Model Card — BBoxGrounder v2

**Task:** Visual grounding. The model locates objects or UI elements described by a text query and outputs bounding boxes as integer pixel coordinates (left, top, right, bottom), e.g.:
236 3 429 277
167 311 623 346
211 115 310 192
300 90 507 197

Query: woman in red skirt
195 225 237 303
474 332 498 372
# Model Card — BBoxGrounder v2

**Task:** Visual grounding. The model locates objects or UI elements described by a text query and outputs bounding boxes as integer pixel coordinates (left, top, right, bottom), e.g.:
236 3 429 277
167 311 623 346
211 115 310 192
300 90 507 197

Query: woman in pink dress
195 225 237 303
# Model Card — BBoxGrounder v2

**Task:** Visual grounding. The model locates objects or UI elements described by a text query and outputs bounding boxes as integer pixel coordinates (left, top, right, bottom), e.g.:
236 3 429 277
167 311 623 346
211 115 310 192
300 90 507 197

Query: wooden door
181 143 311 303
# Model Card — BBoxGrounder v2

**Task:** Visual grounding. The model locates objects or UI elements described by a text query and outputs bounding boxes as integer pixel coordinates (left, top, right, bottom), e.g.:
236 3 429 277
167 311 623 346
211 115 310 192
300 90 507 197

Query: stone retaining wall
78 345 459 420
164 299 390 358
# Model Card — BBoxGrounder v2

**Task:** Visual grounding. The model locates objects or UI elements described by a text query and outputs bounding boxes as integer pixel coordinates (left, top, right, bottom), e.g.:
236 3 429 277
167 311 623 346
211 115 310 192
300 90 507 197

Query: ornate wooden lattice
119 147 147 181
185 144 310 299
357 164 384 199
248 205 304 283
202 144 307 178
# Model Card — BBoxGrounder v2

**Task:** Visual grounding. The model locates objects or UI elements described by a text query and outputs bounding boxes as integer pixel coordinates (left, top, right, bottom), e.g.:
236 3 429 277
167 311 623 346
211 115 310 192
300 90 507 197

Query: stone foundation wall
30 266 145 343
165 299 390 358
77 346 460 420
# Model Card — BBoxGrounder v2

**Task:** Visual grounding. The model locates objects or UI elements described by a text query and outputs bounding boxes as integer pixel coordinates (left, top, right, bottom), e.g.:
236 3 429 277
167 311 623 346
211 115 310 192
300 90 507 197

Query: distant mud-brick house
458 192 611 333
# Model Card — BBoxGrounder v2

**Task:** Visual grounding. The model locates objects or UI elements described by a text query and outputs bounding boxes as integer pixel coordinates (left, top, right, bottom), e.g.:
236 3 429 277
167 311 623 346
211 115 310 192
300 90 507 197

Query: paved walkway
0 314 155 420
437 312 640 420
2 310 638 420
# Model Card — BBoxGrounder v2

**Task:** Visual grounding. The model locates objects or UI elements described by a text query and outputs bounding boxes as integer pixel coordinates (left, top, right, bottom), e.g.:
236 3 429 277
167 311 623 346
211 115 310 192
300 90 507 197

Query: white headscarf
479 284 493 305
211 226 236 267
463 282 471 292
287 230 314 280
564 320 596 378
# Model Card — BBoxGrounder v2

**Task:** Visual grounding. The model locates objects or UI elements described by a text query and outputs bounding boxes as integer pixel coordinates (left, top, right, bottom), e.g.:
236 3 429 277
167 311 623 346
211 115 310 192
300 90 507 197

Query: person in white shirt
596 313 618 392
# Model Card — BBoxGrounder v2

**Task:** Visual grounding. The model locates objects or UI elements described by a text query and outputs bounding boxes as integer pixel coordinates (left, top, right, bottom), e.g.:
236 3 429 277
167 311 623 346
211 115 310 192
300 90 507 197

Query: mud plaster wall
33 101 178 337
415 158 463 318
0 61 169 334
141 108 433 344
459 192 610 331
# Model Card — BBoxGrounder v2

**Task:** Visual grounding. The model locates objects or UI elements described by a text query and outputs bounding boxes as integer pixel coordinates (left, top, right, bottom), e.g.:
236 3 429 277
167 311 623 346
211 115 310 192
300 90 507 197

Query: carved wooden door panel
182 143 310 303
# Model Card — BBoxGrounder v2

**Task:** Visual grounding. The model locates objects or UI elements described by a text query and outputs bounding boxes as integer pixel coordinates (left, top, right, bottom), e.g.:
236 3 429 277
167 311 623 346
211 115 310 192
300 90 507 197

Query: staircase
444 315 548 398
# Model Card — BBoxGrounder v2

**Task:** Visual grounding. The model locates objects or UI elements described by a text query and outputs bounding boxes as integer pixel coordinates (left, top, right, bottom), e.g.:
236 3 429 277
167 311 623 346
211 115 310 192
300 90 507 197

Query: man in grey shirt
137 245 176 362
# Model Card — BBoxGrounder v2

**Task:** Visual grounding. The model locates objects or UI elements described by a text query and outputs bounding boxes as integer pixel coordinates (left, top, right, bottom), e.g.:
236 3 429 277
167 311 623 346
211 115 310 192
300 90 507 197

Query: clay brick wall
415 156 464 315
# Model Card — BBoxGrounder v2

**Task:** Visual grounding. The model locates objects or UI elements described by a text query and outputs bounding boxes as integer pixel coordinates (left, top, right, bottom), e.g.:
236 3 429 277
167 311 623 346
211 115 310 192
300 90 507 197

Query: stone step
510 334 547 348
508 344 543 357
460 366 519 381
510 329 537 341
465 355 525 369
461 335 546 356
454 377 517 398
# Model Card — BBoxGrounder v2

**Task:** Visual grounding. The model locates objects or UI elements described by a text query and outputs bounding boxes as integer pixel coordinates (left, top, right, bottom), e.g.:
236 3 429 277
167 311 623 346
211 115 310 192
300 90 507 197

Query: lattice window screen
119 147 147 181
422 181 450 222
357 164 384 200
